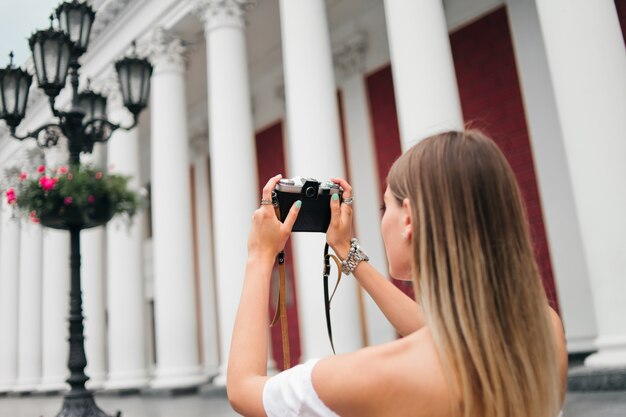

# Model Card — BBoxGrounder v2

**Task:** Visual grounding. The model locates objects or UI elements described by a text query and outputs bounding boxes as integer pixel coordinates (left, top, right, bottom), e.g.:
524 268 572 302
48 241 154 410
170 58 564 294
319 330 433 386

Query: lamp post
0 1 152 416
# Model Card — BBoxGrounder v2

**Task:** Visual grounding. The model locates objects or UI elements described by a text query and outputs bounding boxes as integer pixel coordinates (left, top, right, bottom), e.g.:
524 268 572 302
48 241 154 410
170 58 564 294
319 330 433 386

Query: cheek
381 211 410 279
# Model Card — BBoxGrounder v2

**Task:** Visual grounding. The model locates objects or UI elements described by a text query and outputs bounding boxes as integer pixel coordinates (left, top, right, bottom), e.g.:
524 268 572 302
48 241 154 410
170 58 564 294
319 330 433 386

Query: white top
263 358 339 417
262 358 564 417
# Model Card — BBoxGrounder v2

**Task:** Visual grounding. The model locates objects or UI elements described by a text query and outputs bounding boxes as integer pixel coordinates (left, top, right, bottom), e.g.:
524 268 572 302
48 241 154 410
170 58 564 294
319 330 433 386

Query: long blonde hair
387 130 561 417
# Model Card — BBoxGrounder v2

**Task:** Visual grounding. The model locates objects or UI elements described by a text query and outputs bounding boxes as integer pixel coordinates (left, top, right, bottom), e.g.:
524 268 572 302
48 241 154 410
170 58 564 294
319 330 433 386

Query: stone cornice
91 70 124 110
90 0 136 43
333 31 369 82
191 0 256 32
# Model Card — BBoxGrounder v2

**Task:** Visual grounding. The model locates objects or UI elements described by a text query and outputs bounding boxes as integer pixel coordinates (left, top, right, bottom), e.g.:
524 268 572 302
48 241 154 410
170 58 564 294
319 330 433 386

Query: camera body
273 177 342 233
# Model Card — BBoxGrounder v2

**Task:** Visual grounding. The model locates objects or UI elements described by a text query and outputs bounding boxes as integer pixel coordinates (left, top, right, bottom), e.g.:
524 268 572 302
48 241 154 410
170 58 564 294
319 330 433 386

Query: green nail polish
332 194 339 201
295 200 302 208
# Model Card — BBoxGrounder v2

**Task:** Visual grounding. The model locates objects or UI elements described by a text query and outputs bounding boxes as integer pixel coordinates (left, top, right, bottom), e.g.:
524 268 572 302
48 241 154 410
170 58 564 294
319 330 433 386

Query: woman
227 130 568 417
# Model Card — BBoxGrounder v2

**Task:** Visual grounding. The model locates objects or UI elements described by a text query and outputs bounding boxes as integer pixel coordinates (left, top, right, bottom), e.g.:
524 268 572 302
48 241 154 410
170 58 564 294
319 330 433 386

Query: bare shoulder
312 328 454 417
547 307 569 401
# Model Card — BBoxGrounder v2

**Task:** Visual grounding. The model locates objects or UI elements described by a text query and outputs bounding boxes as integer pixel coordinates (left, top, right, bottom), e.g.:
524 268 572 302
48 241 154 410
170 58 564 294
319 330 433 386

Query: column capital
333 32 369 83
91 71 124 111
192 0 256 32
146 28 187 75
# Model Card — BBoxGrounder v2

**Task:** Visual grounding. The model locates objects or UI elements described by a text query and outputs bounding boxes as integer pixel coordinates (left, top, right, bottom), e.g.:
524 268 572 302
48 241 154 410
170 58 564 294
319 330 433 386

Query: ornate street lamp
0 2 152 416
115 42 152 118
78 83 108 150
56 0 96 57
0 52 33 129
29 16 73 101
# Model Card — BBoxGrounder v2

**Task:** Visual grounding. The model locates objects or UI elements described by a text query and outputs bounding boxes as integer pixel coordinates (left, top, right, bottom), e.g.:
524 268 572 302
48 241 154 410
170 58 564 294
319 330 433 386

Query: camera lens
305 186 316 198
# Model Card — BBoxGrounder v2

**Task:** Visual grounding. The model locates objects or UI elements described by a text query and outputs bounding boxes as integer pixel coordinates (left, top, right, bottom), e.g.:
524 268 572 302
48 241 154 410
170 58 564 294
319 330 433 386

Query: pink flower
88 195 95 204
95 171 103 180
39 176 57 191
37 165 45 174
59 166 68 175
19 172 28 180
29 210 40 223
64 196 73 205
67 173 74 181
6 188 16 205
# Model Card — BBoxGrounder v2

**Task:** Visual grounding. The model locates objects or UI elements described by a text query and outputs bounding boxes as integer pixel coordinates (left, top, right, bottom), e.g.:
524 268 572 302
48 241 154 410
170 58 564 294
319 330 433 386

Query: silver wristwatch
341 238 369 275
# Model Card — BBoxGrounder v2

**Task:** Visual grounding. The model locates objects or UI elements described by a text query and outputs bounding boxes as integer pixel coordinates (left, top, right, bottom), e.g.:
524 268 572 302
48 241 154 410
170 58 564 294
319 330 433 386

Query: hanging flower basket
39 196 114 230
3 165 138 231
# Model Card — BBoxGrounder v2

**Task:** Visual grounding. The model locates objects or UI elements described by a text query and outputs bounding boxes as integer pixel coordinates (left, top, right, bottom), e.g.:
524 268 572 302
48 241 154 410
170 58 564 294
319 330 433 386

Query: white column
39 229 70 392
190 137 220 377
81 143 108 390
194 0 258 382
335 34 396 346
505 0 597 353
383 0 463 149
534 0 626 367
148 28 204 388
39 144 70 392
0 201 20 392
279 0 362 359
14 220 43 392
104 98 149 390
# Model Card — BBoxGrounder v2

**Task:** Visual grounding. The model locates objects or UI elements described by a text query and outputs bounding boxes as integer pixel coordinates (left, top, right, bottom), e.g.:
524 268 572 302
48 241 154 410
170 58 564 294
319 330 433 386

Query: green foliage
8 165 138 224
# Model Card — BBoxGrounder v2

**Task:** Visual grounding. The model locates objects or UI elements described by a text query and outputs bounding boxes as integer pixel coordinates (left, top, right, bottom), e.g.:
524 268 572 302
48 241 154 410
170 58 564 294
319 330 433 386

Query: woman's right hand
327 177 353 259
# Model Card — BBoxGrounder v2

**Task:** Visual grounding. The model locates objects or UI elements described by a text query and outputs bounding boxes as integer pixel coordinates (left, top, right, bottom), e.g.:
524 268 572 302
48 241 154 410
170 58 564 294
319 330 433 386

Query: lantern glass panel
68 9 83 46
93 97 106 120
117 64 130 106
16 75 29 114
43 39 61 84
81 13 92 50
3 74 17 114
58 42 71 85
140 66 151 106
78 94 92 121
130 62 144 104
33 42 45 82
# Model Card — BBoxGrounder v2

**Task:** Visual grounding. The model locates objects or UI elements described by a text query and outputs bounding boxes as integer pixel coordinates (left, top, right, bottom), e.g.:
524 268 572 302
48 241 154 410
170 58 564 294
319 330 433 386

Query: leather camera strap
269 193 343 368
323 243 343 354
270 201 290 370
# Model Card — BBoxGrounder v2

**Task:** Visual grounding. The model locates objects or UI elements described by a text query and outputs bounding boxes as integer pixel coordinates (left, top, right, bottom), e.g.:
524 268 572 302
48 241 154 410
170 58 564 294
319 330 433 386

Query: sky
0 0 66 67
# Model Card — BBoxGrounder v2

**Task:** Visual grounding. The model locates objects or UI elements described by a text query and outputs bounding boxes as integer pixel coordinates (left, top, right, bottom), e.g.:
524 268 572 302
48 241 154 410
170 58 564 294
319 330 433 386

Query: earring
401 231 408 240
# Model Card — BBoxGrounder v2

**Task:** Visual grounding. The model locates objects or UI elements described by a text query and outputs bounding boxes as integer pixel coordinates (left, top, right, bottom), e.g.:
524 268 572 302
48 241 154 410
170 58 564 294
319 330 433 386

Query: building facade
0 0 625 391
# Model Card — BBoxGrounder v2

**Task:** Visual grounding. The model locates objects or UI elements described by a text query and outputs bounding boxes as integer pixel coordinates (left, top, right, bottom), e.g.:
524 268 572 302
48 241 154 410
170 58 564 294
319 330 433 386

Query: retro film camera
273 177 343 232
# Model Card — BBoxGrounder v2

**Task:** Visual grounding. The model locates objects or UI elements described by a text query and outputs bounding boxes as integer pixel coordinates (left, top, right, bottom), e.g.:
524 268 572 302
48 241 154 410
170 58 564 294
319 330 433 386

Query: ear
402 198 413 241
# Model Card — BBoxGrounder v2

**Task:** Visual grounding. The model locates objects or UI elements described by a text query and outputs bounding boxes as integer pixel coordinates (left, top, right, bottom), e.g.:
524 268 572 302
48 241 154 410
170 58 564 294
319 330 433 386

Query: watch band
341 238 369 275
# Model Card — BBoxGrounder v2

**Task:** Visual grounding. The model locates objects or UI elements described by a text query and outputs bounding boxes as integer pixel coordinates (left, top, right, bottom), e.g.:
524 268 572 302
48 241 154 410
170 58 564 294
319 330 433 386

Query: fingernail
295 200 302 208
332 194 339 201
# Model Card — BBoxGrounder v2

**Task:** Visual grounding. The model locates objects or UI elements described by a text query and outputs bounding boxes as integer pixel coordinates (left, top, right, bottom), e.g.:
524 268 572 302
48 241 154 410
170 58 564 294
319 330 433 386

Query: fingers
282 200 301 231
330 177 352 199
262 174 283 204
330 177 353 224
330 193 341 227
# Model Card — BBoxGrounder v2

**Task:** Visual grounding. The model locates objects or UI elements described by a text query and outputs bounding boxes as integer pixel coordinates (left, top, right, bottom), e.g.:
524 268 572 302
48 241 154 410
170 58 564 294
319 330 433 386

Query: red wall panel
617 0 626 45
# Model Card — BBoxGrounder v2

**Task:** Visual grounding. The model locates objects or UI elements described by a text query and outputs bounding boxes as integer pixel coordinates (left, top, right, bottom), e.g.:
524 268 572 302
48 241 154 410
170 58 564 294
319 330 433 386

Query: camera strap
269 192 344 370
270 203 291 370
323 243 343 354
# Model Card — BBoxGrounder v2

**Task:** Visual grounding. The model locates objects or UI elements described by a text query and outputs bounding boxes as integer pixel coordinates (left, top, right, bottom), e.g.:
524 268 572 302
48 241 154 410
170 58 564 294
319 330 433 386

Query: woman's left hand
247 174 301 262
